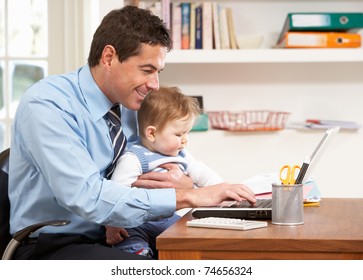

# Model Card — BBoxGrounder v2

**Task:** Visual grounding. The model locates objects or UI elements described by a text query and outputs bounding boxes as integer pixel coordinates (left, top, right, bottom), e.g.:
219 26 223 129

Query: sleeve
183 149 225 187
111 152 142 186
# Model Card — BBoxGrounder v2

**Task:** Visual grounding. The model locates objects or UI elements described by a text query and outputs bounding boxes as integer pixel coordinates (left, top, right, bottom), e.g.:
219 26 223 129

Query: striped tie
105 105 127 179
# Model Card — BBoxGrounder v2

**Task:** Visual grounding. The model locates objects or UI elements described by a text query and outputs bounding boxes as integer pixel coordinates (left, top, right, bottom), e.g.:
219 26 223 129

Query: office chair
0 148 70 259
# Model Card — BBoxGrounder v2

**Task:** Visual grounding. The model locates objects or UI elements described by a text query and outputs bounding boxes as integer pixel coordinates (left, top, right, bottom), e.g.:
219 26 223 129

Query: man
8 6 255 260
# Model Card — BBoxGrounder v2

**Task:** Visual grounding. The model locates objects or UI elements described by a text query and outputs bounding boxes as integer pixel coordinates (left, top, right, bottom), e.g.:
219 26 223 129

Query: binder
277 12 363 43
276 32 361 48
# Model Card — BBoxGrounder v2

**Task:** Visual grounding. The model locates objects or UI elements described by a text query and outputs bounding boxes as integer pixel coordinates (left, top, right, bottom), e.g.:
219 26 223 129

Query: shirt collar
79 64 113 121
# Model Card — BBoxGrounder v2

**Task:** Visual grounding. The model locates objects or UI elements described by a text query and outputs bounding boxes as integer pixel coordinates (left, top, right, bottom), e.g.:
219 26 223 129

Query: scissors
279 165 301 185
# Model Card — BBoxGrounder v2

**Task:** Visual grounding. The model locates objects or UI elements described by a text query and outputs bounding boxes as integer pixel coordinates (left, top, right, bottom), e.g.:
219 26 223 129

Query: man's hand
175 183 257 210
105 226 129 245
132 163 193 189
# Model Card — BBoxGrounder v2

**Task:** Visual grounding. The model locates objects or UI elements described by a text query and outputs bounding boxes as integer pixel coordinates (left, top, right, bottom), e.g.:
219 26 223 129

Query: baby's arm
184 149 225 187
111 152 143 186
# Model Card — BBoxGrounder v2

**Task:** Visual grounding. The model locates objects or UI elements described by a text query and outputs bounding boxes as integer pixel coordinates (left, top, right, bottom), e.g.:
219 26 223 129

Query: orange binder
276 32 361 48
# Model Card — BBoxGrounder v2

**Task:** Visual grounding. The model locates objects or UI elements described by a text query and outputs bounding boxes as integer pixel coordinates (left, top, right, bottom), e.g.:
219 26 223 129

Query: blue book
195 4 203 49
181 2 191 49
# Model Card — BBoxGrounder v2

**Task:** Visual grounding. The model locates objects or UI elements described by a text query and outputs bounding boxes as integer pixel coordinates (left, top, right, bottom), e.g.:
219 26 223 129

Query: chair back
0 148 11 256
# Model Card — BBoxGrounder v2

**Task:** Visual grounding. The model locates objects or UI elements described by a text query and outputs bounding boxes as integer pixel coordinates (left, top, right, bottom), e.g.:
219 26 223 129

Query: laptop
191 127 340 220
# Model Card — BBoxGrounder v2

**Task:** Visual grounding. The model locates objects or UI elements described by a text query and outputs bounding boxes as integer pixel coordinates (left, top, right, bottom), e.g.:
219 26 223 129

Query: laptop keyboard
228 199 272 208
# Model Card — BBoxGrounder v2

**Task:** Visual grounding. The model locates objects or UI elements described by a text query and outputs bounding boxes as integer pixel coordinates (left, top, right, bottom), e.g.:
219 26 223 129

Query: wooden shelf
165 48 363 64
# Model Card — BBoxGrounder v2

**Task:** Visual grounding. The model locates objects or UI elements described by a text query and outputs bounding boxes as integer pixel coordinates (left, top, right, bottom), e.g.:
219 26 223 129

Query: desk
156 198 363 260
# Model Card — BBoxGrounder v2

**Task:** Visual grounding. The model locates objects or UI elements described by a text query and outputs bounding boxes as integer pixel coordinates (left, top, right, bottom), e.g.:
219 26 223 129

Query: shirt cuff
147 188 176 220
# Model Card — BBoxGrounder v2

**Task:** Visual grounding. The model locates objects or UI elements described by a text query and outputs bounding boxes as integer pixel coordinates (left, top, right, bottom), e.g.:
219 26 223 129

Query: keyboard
228 199 272 208
186 217 268 231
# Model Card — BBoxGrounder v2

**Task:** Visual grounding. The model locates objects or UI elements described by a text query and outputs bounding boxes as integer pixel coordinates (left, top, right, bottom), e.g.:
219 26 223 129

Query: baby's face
149 116 195 156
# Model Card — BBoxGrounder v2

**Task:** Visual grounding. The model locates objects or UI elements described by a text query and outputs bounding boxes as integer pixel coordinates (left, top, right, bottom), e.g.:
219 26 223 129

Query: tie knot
106 105 121 127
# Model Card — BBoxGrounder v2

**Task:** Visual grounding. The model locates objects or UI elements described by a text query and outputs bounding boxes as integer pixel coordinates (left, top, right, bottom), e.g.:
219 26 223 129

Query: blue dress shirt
8 65 176 239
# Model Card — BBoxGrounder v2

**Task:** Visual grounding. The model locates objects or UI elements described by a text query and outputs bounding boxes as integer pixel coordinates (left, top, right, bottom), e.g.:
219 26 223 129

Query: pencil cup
272 183 304 225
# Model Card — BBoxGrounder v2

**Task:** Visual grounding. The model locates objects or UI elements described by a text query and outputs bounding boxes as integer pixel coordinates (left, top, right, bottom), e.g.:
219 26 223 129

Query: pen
295 159 310 184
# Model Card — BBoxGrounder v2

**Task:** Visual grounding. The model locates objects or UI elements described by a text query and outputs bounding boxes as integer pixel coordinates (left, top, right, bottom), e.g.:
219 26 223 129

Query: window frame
0 0 94 149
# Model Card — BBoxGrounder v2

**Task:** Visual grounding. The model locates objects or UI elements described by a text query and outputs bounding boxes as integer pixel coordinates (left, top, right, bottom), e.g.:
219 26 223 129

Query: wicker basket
207 110 290 131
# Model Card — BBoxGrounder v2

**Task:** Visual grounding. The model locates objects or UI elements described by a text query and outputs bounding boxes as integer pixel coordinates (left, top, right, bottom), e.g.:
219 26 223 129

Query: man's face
105 44 167 111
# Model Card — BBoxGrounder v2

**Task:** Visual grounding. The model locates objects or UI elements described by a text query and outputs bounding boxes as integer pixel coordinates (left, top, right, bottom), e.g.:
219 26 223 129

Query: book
171 3 182 49
226 7 237 49
219 8 230 49
195 4 203 49
137 1 147 9
149 1 161 19
202 2 213 49
130 0 146 9
277 12 363 43
128 0 140 6
189 2 196 49
276 31 361 48
161 0 171 29
212 2 221 49
181 2 191 49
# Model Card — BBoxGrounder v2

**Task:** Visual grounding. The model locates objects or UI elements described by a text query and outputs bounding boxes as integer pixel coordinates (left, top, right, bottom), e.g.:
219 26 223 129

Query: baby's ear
145 125 157 142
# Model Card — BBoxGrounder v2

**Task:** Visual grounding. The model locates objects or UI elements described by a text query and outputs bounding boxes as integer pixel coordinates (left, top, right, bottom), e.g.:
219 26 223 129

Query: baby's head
137 86 201 156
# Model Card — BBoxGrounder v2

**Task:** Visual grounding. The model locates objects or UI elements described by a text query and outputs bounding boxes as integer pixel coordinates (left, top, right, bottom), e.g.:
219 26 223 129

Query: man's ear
145 126 157 142
101 45 116 67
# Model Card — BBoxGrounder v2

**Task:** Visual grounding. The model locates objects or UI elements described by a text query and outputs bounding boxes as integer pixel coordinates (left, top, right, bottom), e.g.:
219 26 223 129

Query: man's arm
133 164 256 210
175 183 256 210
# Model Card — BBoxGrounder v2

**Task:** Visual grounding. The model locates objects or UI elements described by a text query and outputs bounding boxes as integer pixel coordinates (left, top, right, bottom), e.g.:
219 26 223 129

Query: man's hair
138 86 201 138
88 5 172 67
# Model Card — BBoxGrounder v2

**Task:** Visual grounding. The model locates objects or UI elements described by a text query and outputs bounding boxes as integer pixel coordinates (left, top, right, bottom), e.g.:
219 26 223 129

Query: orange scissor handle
279 165 301 185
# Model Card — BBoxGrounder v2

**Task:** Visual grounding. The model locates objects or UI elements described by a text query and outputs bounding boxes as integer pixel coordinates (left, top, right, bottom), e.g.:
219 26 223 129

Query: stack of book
128 1 238 50
275 12 363 48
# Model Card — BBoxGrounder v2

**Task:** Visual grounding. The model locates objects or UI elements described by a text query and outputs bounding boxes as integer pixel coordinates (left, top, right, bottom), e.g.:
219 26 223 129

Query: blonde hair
138 86 201 138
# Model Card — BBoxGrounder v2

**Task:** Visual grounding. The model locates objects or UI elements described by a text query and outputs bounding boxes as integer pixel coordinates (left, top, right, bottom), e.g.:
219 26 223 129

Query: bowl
236 35 264 49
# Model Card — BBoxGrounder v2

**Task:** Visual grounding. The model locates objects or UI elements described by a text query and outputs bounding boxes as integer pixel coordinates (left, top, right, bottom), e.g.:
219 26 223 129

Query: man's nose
146 73 159 91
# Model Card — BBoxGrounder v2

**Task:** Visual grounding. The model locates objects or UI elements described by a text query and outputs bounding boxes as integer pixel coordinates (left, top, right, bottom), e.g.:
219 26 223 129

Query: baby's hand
105 226 129 245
